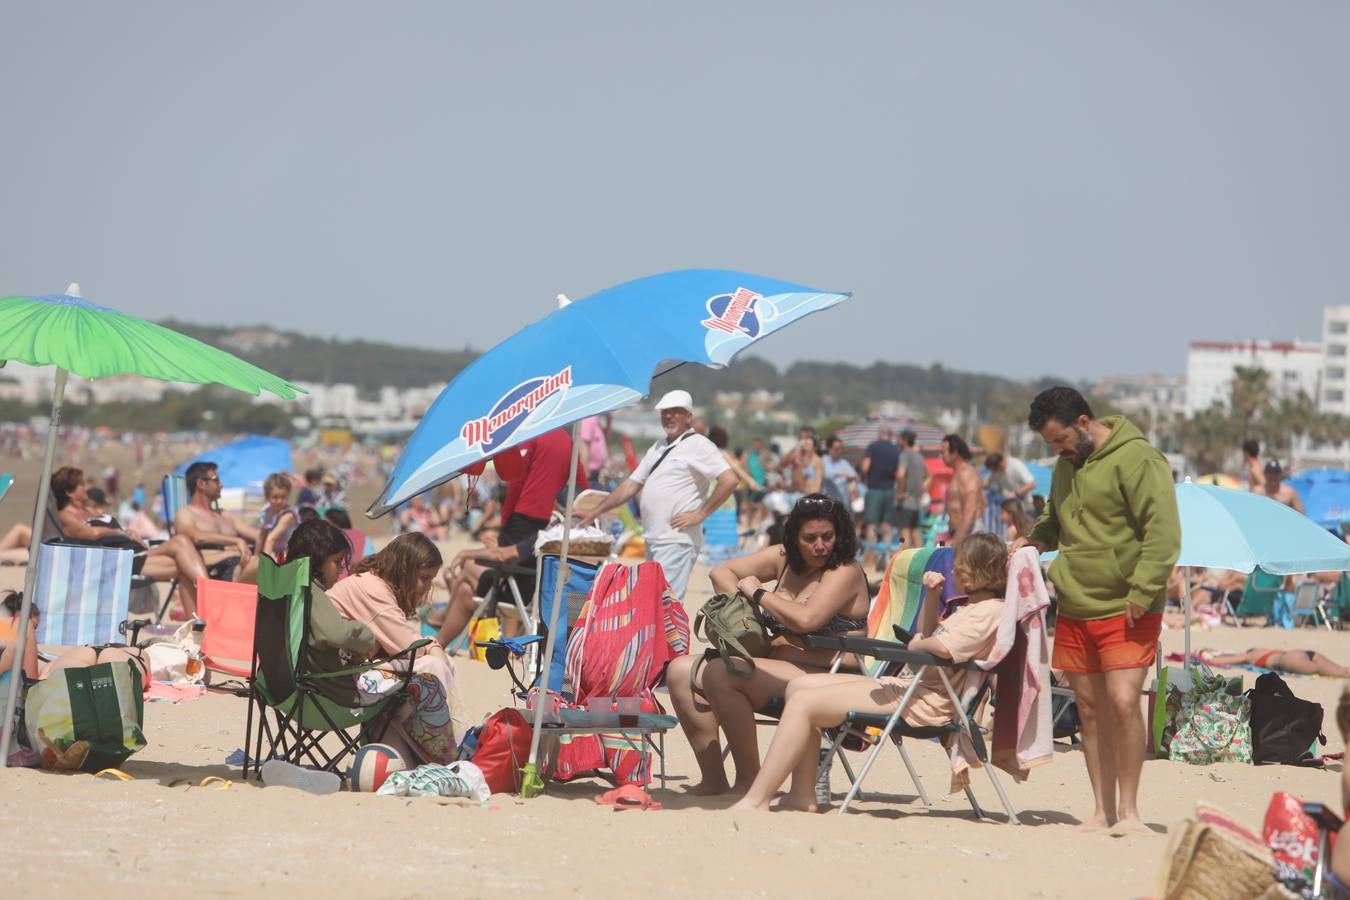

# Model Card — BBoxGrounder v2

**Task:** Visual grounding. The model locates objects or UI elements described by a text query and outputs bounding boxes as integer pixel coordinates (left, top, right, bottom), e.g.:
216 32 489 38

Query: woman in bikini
1197 646 1350 678
666 492 868 795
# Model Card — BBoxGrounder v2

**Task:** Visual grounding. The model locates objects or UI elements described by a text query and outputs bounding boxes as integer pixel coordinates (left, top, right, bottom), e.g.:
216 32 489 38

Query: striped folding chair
32 542 135 647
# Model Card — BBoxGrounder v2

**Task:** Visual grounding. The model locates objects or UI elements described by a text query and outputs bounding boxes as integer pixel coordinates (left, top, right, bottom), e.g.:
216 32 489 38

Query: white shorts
647 541 698 600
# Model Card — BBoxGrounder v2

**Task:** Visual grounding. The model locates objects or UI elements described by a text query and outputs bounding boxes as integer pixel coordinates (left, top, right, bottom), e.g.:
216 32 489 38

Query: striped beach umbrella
835 416 944 452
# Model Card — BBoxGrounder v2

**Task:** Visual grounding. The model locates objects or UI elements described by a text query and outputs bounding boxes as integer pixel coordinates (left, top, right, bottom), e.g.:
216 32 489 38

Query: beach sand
3 448 1347 897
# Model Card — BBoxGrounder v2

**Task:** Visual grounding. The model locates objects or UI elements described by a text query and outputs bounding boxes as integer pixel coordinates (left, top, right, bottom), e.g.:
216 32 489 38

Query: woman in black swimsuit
666 493 868 795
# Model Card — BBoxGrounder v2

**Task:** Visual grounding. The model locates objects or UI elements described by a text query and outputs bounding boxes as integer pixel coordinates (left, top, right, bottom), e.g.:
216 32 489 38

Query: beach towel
950 546 1052 790
554 561 689 785
865 548 935 674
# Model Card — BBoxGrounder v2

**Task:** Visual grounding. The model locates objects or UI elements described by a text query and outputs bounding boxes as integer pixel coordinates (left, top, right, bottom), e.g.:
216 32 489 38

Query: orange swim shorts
1053 612 1162 673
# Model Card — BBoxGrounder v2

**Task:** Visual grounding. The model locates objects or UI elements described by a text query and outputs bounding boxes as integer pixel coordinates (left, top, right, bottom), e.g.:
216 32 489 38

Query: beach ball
349 742 406 792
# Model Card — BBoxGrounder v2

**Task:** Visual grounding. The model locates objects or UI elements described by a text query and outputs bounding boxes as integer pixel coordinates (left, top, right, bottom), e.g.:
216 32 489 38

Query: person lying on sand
1196 647 1350 678
730 533 1007 813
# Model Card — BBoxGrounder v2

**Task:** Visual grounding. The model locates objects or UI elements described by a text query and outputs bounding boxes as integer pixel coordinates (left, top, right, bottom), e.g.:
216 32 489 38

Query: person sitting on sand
0 592 149 693
0 523 32 565
1196 646 1350 678
731 533 1007 813
324 532 460 764
665 493 868 796
52 466 213 619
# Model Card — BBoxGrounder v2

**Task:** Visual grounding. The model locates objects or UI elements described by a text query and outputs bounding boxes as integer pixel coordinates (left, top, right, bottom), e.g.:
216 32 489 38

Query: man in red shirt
438 428 587 645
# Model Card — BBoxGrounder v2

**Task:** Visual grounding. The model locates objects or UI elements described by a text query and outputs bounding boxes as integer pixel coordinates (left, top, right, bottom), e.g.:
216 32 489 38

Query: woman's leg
1309 652 1350 678
666 653 730 794
0 523 31 564
702 656 825 789
732 676 899 812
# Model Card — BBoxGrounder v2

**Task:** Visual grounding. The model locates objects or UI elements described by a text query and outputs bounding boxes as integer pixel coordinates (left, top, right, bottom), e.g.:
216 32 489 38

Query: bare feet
1074 814 1113 832
1109 817 1153 838
771 796 819 813
684 780 733 797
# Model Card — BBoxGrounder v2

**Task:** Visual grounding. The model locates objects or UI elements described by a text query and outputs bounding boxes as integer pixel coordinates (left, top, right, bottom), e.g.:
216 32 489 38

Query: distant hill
161 320 1083 420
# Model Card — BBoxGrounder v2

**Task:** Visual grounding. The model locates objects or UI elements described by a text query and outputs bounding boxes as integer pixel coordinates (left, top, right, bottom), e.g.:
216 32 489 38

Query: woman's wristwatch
752 587 767 604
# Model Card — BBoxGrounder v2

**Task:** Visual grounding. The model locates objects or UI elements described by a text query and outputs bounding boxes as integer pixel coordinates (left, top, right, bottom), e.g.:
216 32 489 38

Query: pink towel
949 547 1053 790
146 681 208 703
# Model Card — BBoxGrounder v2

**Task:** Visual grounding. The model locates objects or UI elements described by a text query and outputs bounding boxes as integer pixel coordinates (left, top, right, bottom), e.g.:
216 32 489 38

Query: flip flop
594 783 662 811
92 768 135 781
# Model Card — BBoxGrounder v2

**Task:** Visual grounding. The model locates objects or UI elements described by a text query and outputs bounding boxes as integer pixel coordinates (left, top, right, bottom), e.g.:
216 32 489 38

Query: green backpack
694 592 770 678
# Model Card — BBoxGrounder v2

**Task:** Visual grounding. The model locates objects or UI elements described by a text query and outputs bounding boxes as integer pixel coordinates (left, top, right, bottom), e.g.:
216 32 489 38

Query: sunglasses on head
796 496 838 514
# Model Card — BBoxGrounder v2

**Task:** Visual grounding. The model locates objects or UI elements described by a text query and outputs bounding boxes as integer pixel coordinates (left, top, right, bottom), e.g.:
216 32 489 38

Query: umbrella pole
1 366 67 767
521 420 583 798
1183 569 1193 672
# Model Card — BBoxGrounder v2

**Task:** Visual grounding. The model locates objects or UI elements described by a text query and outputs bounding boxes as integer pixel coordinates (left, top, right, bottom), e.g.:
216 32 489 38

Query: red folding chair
197 577 257 678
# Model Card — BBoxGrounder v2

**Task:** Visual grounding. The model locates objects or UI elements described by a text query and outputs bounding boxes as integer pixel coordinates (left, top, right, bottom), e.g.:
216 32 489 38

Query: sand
3 448 1348 897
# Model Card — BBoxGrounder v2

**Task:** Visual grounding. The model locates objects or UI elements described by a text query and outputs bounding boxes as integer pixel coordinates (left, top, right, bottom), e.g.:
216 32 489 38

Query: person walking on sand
1011 386 1180 836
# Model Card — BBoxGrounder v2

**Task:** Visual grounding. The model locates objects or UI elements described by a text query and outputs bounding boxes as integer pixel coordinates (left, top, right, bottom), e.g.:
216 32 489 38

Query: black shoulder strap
646 430 695 478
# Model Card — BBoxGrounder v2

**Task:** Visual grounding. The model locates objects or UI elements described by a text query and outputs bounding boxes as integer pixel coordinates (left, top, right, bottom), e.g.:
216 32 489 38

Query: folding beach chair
808 548 1037 823
243 554 429 781
196 577 257 680
1232 568 1281 625
155 474 241 622
532 552 604 693
32 541 146 647
1291 579 1333 630
444 559 538 654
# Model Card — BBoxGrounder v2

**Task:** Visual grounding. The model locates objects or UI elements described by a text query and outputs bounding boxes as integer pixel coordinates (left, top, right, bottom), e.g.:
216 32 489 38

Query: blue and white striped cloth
33 543 133 646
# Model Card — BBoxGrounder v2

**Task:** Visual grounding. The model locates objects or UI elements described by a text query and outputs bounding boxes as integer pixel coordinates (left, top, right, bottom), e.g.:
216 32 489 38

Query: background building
1184 339 1322 416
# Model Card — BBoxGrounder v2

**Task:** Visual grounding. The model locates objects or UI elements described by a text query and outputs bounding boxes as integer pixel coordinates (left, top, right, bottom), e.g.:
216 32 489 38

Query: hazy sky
3 3 1346 381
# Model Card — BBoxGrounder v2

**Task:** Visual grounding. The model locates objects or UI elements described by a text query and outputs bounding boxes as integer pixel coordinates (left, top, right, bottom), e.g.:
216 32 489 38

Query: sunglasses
795 496 839 514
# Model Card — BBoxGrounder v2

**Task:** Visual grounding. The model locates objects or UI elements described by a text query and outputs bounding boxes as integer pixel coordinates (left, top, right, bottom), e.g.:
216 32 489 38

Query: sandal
594 783 662 811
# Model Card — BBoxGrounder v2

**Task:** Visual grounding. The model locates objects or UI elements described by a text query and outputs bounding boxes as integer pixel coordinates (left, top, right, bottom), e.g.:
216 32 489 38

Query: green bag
23 660 146 772
694 592 770 678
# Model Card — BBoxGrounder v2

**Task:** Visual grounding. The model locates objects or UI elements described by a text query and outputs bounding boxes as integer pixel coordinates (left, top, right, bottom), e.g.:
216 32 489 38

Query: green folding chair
1230 568 1282 625
243 554 430 782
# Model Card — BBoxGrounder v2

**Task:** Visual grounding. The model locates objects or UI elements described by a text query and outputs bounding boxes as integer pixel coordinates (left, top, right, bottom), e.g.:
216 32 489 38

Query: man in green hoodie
1011 386 1180 836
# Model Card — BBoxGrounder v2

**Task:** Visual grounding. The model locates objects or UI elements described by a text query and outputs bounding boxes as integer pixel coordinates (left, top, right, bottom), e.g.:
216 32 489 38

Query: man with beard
1011 386 1179 836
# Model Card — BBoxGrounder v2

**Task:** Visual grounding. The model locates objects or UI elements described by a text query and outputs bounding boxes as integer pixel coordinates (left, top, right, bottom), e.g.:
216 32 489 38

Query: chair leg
897 743 932 807
156 580 179 623
964 785 986 820
838 676 926 815
983 764 1022 825
243 685 257 780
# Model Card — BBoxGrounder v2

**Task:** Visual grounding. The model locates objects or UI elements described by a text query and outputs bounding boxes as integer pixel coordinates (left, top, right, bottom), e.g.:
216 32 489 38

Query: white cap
654 389 693 411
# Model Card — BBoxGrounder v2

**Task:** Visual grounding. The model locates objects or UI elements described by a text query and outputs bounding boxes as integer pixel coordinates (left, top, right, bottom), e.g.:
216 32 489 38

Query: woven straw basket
1158 817 1277 900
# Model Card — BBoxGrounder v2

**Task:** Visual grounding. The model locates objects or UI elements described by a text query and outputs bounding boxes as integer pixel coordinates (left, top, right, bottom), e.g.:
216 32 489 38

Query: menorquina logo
700 287 763 337
460 366 573 453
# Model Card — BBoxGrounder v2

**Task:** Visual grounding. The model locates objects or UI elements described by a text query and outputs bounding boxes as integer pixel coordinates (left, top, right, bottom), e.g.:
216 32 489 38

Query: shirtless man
1242 440 1264 491
1252 460 1305 513
941 433 985 545
174 461 261 582
780 427 824 497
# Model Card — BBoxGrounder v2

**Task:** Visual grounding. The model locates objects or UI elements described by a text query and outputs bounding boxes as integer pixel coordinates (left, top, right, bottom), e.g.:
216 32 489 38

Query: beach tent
177 435 294 492
1287 468 1350 532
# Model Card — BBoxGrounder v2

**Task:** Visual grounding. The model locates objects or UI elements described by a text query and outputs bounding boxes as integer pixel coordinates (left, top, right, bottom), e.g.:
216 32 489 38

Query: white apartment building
1321 306 1350 415
1184 339 1323 416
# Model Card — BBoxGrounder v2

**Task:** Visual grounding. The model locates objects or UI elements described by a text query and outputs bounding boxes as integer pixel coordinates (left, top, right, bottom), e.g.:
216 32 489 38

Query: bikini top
760 561 868 638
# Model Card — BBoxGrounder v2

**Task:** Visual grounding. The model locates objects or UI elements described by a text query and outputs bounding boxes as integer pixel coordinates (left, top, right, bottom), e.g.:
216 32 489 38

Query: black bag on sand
1247 672 1326 767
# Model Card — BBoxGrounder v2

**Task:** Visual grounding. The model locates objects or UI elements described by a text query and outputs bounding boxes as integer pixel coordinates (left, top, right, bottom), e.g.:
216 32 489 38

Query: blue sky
2 2 1345 380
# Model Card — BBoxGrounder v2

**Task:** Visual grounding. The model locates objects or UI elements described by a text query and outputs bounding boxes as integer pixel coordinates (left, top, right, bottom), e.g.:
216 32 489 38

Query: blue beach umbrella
368 269 848 515
371 269 849 797
1286 468 1350 532
177 435 294 492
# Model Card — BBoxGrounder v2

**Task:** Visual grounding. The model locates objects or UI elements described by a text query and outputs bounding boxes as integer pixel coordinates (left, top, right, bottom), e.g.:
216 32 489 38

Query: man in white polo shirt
576 390 738 599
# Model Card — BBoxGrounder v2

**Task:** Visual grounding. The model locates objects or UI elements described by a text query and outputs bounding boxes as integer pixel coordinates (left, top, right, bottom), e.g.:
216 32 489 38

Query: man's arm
227 512 260 544
574 477 642 529
1290 488 1306 514
175 507 251 557
1121 457 1182 617
670 469 739 530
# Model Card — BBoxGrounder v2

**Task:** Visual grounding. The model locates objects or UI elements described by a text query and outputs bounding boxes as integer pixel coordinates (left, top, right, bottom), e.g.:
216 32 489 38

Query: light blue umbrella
1287 468 1350 532
370 269 850 795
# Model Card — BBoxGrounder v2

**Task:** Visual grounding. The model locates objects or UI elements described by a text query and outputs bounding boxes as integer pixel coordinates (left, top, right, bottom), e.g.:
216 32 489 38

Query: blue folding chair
32 542 143 647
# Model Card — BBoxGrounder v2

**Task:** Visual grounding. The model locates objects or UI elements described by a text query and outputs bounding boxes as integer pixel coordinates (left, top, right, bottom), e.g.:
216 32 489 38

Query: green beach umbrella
0 285 303 766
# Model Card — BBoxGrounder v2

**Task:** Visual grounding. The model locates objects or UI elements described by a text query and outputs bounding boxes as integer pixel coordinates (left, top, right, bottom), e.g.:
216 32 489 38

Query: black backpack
1247 672 1326 767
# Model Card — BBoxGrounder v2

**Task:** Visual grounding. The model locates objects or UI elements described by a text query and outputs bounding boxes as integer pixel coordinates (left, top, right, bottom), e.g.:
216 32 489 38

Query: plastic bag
1263 791 1326 890
375 761 491 803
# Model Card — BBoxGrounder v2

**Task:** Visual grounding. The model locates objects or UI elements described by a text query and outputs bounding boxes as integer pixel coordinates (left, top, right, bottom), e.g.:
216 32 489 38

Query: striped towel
34 543 133 646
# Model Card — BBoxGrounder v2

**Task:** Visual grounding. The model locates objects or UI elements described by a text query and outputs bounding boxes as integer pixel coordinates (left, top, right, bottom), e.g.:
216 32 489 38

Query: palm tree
1179 402 1238 474
1230 366 1272 444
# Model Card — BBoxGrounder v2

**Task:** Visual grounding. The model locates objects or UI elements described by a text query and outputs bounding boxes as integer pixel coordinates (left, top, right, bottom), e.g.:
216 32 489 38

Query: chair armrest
482 560 536 579
1302 802 1344 832
805 634 977 670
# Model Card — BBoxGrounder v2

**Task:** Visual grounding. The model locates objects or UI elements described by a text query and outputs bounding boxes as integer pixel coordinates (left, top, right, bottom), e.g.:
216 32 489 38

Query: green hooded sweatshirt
1027 416 1180 620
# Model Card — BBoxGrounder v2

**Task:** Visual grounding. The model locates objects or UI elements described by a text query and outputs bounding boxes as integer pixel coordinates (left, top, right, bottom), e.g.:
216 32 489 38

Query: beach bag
1248 673 1326 767
694 591 769 678
468 616 500 662
470 707 532 794
1157 804 1278 900
1169 678 1252 766
22 660 146 772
